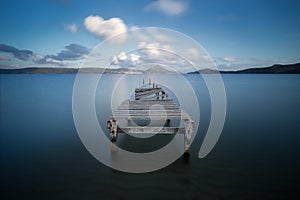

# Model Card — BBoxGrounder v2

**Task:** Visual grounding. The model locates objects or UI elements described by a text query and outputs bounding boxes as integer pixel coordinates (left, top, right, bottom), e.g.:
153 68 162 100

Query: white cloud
129 27 173 43
137 42 175 63
45 58 66 65
130 26 150 41
110 42 214 73
183 48 200 59
130 53 140 64
0 54 9 61
221 56 236 63
118 52 127 61
147 28 174 43
33 54 66 66
32 53 43 62
181 48 214 65
138 42 172 51
154 33 173 43
111 52 141 66
84 15 127 44
65 24 78 33
111 42 189 70
144 0 188 16
111 56 119 65
129 26 139 31
200 55 211 62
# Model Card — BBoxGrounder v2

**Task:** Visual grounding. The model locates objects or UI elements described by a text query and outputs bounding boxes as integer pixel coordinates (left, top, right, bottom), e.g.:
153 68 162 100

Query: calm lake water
1 74 299 199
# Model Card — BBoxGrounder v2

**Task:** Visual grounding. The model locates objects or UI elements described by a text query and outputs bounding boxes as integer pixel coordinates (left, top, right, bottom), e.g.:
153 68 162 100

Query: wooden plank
109 115 191 120
135 90 164 97
117 126 185 134
118 106 180 111
120 100 175 105
129 99 172 102
113 109 185 114
134 99 173 102
138 94 168 100
112 113 187 117
135 87 162 90
117 106 180 109
119 101 176 104
118 102 178 105
118 104 180 108
111 112 189 116
135 88 163 94
118 104 179 108
117 99 181 110
135 88 164 97
112 112 186 116
113 112 188 117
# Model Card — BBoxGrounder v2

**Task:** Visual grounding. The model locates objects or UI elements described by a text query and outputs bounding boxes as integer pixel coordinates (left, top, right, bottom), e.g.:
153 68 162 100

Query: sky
0 0 299 71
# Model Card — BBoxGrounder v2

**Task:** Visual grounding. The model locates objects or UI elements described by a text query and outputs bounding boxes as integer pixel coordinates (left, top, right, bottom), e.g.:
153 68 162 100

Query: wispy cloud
65 24 78 33
84 15 127 44
0 43 90 68
34 57 66 66
0 44 33 61
144 0 189 16
130 26 174 43
0 54 10 61
213 56 240 70
221 56 236 63
50 43 89 61
213 56 236 63
34 43 90 66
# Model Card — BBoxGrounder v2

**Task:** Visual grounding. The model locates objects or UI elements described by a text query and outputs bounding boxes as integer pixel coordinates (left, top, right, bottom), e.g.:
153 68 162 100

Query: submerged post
108 119 118 143
184 120 194 154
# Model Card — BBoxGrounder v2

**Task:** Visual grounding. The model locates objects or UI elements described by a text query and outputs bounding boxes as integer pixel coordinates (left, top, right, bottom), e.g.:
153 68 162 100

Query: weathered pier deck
107 84 194 154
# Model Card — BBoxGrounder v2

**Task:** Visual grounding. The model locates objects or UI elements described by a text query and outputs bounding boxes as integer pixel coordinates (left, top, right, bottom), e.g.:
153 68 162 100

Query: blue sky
0 0 299 70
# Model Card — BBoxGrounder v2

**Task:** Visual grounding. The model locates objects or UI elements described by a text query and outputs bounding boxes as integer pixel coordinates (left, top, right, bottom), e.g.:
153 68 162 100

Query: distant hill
0 67 79 74
232 63 300 74
0 65 176 74
190 69 219 74
0 67 141 74
188 63 300 74
1 63 300 74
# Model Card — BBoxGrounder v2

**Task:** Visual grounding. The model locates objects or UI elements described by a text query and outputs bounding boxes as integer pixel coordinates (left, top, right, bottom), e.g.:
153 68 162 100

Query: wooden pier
107 85 194 154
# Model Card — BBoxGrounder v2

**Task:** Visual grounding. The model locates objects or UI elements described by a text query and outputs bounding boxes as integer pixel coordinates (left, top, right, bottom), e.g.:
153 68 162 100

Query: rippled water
1 74 299 199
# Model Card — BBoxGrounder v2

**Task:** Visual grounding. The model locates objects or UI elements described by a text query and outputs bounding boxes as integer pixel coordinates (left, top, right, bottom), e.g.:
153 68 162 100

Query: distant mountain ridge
231 63 300 74
0 67 141 74
1 63 300 74
188 63 300 74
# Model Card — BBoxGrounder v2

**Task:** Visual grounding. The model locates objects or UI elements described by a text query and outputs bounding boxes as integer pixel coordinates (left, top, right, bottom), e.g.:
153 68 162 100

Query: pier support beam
184 120 194 154
108 119 118 143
